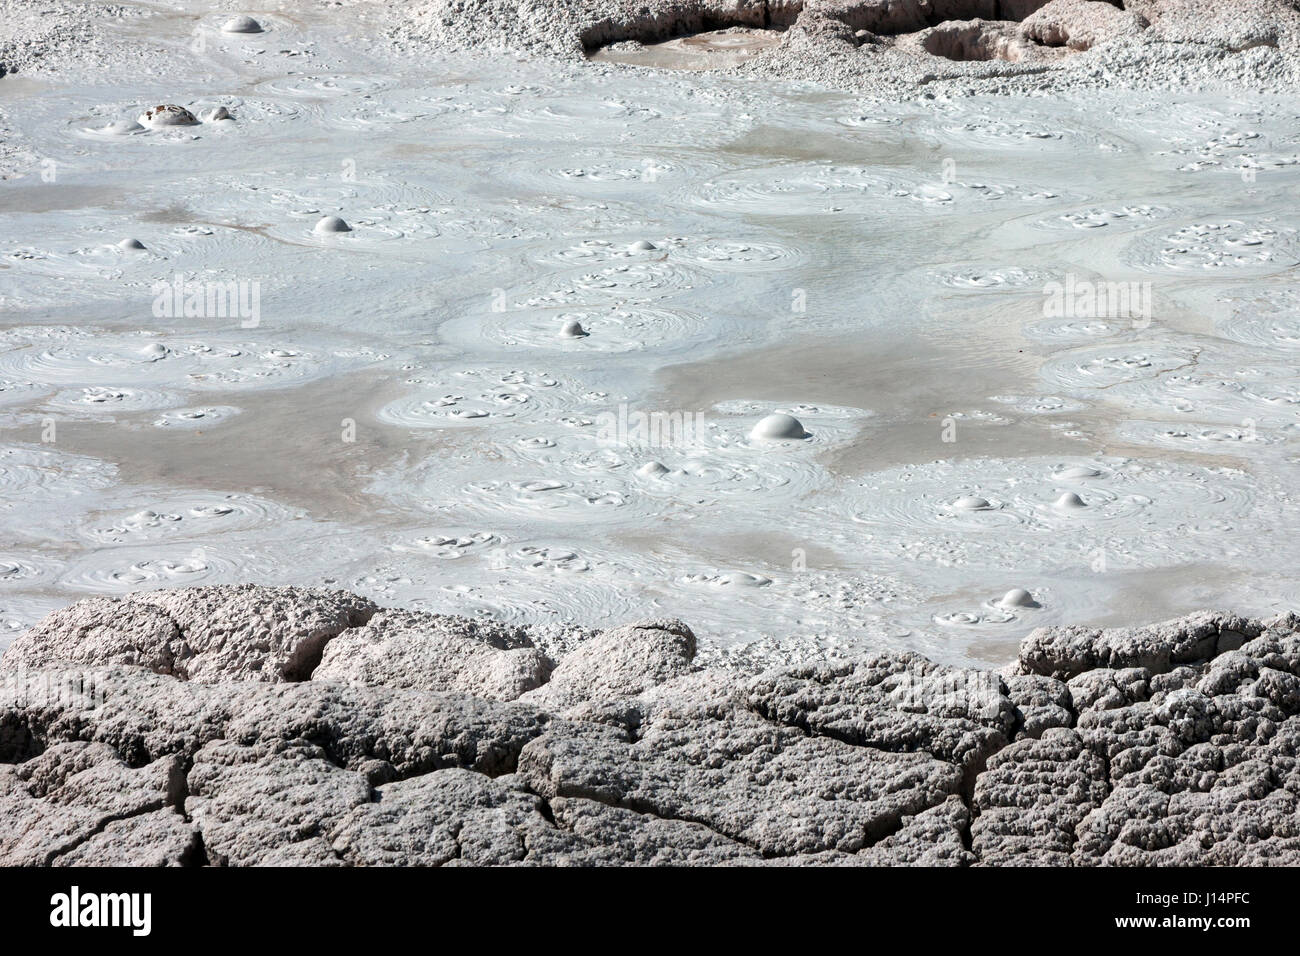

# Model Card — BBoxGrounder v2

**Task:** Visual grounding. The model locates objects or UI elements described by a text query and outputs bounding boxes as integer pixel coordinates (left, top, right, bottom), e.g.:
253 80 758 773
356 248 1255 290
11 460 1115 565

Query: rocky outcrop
518 619 694 712
313 609 551 701
3 585 378 683
1 587 1298 865
1014 609 1260 680
1020 0 1150 52
0 742 196 866
400 0 1300 95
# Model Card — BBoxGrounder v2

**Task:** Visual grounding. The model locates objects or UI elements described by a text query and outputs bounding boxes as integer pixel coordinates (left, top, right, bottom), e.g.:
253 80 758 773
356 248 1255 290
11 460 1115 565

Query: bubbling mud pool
2 3 1299 667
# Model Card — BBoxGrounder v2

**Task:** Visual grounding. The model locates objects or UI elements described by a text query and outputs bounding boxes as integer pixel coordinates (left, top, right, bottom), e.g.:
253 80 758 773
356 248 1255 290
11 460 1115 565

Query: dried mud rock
0 741 194 866
1015 610 1259 679
746 653 1016 778
399 0 1300 96
3 585 378 683
2 587 1298 865
519 619 695 711
313 609 551 701
1022 0 1149 52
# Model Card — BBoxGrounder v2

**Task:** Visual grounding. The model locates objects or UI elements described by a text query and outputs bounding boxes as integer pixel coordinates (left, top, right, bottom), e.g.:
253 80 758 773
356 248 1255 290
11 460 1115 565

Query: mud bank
401 0 1300 94
2 584 1297 865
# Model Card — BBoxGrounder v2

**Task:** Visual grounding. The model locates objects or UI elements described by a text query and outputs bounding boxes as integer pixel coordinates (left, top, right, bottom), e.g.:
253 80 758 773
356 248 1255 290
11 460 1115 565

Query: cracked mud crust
1 586 1297 866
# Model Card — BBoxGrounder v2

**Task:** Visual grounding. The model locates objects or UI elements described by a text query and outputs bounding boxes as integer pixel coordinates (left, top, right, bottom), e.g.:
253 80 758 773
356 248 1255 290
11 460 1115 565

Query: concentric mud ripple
0 331 382 394
1107 351 1300 424
150 405 242 429
253 73 396 99
0 554 59 587
509 543 592 574
44 385 181 415
1216 287 1300 350
693 163 910 216
376 368 600 428
509 258 700 308
1021 315 1130 343
438 304 720 354
918 102 1114 150
629 454 813 502
67 92 299 142
937 180 1067 205
835 110 906 129
350 534 634 620
503 430 830 504
695 160 1069 218
198 172 445 247
679 570 773 589
465 92 718 150
72 116 147 141
0 445 117 502
1124 218 1300 275
533 153 692 193
668 236 806 272
460 477 631 521
525 235 800 277
0 380 52 408
1030 203 1174 232
116 221 263 266
526 237 671 268
1 238 159 308
989 393 1090 415
345 543 653 628
269 212 417 247
932 266 1056 290
367 411 836 527
1116 419 1288 453
926 583 1107 634
0 335 201 387
389 530 502 560
0 595 64 648
194 97 296 125
79 492 304 545
323 93 453 131
836 456 1279 573
1218 311 1300 351
60 545 246 593
931 599 1031 630
1038 343 1198 393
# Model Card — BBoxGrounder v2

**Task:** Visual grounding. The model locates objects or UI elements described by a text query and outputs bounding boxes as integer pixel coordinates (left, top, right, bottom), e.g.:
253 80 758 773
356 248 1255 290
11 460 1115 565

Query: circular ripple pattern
61 545 245 593
1124 218 1300 275
377 368 596 428
79 492 303 545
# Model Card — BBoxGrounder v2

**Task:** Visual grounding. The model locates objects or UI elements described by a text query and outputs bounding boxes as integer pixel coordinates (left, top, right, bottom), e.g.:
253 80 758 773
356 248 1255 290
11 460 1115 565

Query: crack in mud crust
2 587 1299 865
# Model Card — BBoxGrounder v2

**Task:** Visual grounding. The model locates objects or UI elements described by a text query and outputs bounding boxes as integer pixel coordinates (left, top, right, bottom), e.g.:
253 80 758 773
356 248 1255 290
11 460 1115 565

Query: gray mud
1 0 1299 673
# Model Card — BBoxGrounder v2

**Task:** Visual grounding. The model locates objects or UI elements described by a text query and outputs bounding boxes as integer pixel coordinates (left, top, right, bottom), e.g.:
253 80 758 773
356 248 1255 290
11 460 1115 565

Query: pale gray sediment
1 584 1297 866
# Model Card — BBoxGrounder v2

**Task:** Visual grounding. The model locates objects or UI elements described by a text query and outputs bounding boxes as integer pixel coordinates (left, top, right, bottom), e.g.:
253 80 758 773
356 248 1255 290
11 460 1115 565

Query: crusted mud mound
402 0 1300 93
2 585 1298 866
